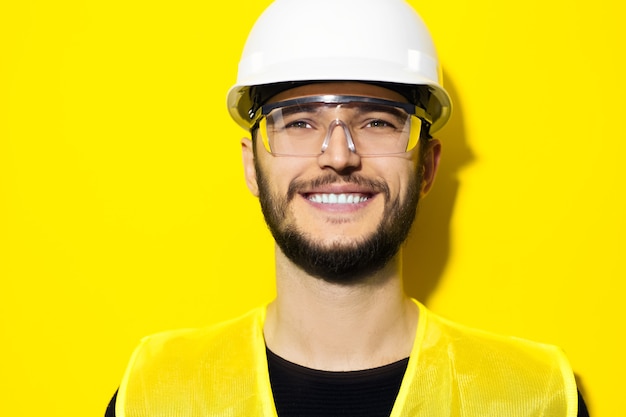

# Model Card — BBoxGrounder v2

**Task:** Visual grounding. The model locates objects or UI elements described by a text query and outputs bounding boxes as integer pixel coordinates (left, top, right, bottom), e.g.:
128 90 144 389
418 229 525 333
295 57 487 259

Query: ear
241 137 259 197
420 139 441 197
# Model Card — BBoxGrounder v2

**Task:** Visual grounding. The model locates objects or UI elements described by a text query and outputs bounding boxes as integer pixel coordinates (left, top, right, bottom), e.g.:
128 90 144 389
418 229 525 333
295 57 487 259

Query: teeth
308 193 368 204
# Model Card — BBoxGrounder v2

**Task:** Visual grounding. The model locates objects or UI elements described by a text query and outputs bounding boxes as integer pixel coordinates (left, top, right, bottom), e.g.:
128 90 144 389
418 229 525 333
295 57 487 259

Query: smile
307 193 370 204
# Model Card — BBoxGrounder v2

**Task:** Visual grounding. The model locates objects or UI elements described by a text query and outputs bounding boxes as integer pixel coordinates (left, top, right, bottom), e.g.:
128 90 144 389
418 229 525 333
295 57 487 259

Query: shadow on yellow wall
404 74 473 302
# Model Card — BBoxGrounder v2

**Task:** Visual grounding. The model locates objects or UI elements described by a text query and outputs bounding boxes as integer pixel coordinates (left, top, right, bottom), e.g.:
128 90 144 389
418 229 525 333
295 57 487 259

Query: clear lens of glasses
257 95 426 157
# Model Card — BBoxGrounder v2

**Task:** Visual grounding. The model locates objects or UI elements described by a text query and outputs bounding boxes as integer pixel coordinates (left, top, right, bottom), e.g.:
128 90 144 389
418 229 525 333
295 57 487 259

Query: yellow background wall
1 1 623 416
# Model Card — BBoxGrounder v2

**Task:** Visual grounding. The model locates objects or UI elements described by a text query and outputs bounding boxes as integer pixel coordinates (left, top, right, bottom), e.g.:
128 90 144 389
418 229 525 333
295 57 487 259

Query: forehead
268 82 407 104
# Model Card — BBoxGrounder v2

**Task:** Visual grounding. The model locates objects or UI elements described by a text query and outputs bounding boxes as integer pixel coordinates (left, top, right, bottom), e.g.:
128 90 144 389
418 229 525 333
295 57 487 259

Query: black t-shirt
267 348 407 417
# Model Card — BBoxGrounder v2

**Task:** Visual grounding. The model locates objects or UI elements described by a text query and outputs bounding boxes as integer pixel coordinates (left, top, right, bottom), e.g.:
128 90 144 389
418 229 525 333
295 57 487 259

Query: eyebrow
277 103 323 118
351 103 407 119
273 102 408 120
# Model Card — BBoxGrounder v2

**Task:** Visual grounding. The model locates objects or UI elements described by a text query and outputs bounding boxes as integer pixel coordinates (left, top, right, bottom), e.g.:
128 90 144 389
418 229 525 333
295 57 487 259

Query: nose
317 120 361 172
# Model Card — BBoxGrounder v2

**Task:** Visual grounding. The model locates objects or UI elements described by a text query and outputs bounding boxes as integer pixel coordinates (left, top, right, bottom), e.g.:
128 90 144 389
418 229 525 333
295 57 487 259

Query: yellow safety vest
117 301 578 417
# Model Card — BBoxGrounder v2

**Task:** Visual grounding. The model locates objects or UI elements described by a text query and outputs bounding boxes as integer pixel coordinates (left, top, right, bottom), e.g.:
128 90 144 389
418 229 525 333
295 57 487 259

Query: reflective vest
117 301 577 417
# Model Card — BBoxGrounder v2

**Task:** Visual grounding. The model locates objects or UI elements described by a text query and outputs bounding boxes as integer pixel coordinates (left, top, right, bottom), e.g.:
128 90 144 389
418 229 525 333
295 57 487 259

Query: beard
255 161 422 285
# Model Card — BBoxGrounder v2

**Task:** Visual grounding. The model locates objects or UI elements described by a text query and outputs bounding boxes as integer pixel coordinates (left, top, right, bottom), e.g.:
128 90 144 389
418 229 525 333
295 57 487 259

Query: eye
365 119 396 129
285 120 313 129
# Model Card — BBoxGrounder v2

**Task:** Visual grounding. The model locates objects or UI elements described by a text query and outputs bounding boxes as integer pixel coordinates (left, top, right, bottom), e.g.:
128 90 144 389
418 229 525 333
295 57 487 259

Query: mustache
286 173 390 202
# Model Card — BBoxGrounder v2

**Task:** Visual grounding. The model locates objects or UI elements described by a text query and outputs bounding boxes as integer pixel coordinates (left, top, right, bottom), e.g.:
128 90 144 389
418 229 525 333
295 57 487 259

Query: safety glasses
254 95 430 157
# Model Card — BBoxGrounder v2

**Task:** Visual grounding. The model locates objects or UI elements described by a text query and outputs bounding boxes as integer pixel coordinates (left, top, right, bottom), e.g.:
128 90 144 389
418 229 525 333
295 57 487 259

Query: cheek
374 157 418 198
401 152 421 193
396 171 418 203
255 153 313 195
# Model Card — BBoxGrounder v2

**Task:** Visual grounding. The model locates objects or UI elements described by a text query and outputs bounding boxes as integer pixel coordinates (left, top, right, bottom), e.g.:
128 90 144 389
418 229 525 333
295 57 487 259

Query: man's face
242 82 440 284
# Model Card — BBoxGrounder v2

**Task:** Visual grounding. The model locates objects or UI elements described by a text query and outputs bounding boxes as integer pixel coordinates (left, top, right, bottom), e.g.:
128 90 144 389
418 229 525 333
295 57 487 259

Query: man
108 0 588 415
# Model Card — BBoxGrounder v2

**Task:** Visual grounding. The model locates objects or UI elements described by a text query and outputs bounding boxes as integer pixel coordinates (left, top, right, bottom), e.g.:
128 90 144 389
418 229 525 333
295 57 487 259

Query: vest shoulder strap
391 303 578 417
117 308 277 417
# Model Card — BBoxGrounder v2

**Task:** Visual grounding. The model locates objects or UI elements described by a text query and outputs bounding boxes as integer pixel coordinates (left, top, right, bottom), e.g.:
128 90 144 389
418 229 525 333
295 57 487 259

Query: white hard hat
227 0 451 133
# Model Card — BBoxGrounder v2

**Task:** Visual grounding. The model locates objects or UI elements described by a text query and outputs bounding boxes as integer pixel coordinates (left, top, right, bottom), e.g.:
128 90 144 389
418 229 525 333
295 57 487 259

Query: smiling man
108 1 587 416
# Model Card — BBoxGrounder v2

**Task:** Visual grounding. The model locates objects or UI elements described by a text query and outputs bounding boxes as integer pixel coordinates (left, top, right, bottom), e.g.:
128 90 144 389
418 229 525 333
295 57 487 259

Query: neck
263 246 418 371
